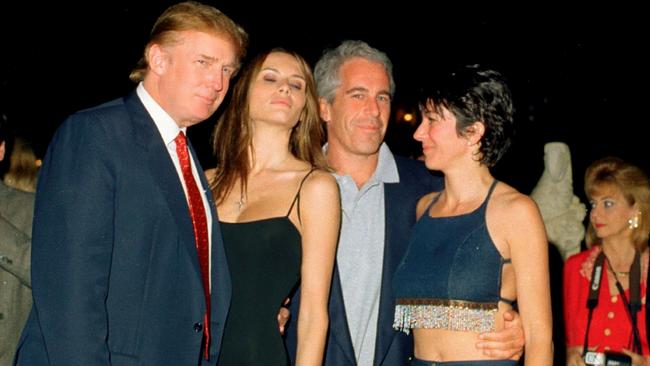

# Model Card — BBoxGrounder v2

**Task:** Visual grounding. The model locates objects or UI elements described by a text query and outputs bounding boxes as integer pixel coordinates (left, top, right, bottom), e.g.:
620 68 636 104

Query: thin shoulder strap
478 179 499 213
286 168 317 221
424 192 443 212
486 179 499 201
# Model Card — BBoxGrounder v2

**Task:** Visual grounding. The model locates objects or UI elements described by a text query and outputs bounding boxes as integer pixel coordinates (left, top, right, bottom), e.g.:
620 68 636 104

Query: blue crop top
392 180 514 333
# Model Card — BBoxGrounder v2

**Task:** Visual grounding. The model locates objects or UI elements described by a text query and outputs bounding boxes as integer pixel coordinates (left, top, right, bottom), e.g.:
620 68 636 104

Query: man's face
151 30 238 128
320 58 391 158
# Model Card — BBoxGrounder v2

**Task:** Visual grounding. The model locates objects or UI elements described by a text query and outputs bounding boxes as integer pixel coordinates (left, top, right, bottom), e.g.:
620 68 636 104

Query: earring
628 214 640 229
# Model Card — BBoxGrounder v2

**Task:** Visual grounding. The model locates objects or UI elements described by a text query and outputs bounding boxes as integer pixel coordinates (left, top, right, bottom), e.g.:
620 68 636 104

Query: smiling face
413 101 474 171
248 52 307 128
589 183 637 241
320 58 391 158
147 30 238 127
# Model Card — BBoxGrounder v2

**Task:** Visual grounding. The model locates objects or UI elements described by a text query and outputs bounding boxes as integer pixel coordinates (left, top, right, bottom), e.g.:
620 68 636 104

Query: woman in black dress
209 49 340 366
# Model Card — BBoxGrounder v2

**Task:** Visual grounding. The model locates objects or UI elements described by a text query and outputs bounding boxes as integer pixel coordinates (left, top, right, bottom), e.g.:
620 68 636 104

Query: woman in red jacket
564 156 650 366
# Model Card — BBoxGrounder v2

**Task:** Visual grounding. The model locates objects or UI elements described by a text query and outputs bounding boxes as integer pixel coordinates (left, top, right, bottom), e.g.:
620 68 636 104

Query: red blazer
564 246 649 355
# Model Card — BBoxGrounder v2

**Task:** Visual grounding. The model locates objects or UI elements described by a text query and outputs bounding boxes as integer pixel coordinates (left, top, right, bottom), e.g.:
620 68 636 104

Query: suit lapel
373 181 400 366
124 93 203 280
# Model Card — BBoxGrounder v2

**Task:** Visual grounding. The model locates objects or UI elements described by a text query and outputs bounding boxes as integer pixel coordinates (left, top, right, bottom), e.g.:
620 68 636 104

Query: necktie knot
175 131 187 150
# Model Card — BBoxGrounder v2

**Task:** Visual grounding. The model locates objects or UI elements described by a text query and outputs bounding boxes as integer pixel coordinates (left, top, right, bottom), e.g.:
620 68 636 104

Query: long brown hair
210 48 326 204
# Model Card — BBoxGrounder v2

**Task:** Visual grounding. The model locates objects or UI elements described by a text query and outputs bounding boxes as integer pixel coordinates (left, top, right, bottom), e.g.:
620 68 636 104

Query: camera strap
583 249 643 356
606 250 642 354
582 251 606 358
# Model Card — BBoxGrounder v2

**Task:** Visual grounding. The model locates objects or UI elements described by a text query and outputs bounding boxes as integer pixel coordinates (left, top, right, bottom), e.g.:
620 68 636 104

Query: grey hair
314 40 395 103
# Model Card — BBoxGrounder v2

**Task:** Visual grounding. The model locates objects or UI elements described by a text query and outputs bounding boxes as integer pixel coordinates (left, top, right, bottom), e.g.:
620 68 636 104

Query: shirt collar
136 83 186 145
375 143 400 184
323 142 400 185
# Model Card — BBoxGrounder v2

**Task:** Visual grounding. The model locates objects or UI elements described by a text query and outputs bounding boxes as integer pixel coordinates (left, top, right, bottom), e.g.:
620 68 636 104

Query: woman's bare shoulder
300 169 338 197
490 182 544 235
204 167 217 183
493 183 538 216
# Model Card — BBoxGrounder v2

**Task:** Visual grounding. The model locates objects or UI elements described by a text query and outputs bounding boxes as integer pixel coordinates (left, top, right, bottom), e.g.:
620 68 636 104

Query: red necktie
175 131 211 359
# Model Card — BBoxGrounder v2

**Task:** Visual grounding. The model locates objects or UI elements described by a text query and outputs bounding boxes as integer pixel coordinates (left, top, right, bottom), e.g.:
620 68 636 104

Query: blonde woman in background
564 157 650 366
3 136 39 192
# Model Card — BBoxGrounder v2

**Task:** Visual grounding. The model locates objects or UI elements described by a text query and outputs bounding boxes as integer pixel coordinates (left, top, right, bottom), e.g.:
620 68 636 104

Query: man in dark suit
13 2 248 365
288 40 525 366
0 118 35 365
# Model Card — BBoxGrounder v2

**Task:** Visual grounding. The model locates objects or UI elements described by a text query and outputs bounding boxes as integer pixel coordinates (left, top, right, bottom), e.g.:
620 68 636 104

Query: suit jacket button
193 322 203 333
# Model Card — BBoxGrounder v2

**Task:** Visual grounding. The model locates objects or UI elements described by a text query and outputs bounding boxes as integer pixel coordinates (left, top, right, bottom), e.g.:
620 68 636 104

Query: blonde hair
584 156 650 251
129 1 248 82
3 137 39 192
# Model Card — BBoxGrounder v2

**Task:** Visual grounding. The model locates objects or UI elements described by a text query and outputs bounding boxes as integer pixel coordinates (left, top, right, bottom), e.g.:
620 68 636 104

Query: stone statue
531 142 587 260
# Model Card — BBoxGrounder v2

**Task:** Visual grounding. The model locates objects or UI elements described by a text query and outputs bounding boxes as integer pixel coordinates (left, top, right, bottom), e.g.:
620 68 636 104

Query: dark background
1 2 645 362
1 2 646 198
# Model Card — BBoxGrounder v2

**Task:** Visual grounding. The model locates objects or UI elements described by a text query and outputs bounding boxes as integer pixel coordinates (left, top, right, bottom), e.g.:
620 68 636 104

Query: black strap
582 251 606 358
630 250 642 315
607 251 642 354
484 179 499 202
426 180 498 214
286 168 317 223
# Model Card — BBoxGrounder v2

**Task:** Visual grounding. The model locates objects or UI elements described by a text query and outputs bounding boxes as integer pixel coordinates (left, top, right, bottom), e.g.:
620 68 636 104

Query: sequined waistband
393 299 498 334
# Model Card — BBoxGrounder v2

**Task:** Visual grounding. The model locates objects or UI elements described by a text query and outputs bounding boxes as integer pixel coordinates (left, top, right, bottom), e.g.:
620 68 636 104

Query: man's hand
476 310 525 360
277 298 291 335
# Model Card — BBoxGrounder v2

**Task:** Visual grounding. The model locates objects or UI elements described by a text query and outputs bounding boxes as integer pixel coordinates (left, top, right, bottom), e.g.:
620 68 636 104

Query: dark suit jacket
14 92 231 366
287 154 443 366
